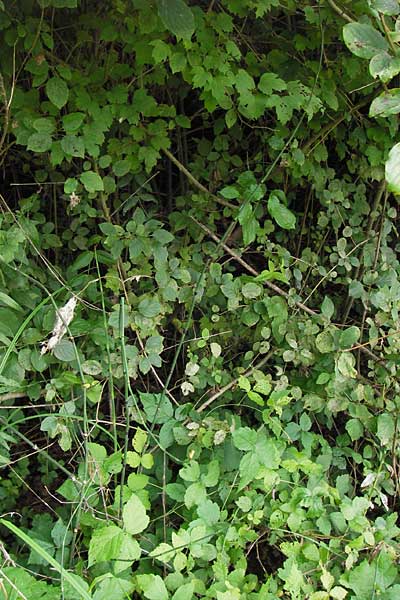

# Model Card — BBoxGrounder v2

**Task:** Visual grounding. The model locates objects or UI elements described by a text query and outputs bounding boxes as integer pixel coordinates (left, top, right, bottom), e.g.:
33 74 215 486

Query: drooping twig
326 0 353 23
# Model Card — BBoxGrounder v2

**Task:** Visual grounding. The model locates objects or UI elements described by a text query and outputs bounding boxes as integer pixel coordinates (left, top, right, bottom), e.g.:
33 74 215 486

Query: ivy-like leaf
123 494 149 535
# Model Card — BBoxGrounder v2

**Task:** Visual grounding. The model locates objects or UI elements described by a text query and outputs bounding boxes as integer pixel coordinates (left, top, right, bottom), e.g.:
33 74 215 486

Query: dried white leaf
181 381 194 396
361 473 376 488
185 361 199 377
380 492 389 511
41 296 77 355
186 421 200 430
213 430 226 445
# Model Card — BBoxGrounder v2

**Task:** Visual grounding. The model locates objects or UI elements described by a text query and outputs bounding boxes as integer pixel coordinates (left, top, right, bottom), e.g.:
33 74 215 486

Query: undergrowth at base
1 0 400 599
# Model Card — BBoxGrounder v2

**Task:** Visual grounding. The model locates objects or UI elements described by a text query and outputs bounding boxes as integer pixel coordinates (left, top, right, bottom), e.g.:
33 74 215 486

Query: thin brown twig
196 353 272 413
191 216 387 368
162 147 237 211
326 0 353 23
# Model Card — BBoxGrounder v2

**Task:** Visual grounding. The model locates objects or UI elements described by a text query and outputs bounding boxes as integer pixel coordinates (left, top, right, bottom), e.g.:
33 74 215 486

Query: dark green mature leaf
156 0 195 39
46 77 69 108
343 22 388 59
80 170 104 192
385 142 400 192
370 89 400 117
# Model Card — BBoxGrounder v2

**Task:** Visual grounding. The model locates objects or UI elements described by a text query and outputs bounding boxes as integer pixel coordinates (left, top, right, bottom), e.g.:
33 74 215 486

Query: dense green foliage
1 0 400 598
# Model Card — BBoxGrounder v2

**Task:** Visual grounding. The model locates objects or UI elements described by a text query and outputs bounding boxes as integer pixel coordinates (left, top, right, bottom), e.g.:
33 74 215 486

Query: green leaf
46 76 69 108
123 493 149 535
339 326 360 349
53 339 75 362
62 112 85 132
156 0 195 39
370 89 400 117
113 159 130 177
197 499 220 524
140 392 173 424
337 352 357 378
0 292 23 312
346 418 364 441
232 427 257 451
268 193 296 229
88 525 141 573
377 413 395 446
369 52 400 82
80 170 104 193
171 583 194 600
343 22 388 59
27 132 52 153
372 0 400 15
138 297 162 318
136 574 168 600
258 72 287 94
321 297 334 320
61 134 85 158
385 142 400 193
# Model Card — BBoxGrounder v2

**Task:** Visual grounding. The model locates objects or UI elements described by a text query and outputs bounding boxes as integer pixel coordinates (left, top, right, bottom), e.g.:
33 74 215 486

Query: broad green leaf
316 330 335 353
53 339 75 362
62 112 85 132
140 392 173 424
123 493 149 535
138 297 162 318
61 134 85 157
268 193 296 229
339 326 360 348
88 525 140 573
337 352 357 378
346 418 363 441
370 89 400 117
46 76 69 108
372 0 400 15
137 574 168 600
385 142 400 192
172 582 195 600
80 170 104 193
343 22 388 59
27 132 52 153
369 52 400 82
156 0 195 40
377 413 395 446
197 499 220 524
92 576 134 600
321 296 334 320
232 427 257 451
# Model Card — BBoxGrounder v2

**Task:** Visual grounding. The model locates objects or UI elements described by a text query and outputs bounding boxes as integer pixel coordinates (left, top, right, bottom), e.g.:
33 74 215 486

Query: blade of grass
0 519 92 600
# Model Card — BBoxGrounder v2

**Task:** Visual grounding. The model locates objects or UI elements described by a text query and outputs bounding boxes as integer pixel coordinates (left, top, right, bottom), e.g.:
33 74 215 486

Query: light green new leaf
123 493 149 535
337 352 357 378
385 142 400 193
268 193 296 229
377 413 395 446
172 582 195 600
46 76 69 108
137 574 168 600
156 0 195 39
88 525 140 573
343 22 388 59
370 89 400 117
80 170 104 193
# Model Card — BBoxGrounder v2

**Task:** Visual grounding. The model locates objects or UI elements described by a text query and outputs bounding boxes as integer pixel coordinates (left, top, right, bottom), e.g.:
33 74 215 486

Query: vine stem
326 0 353 23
